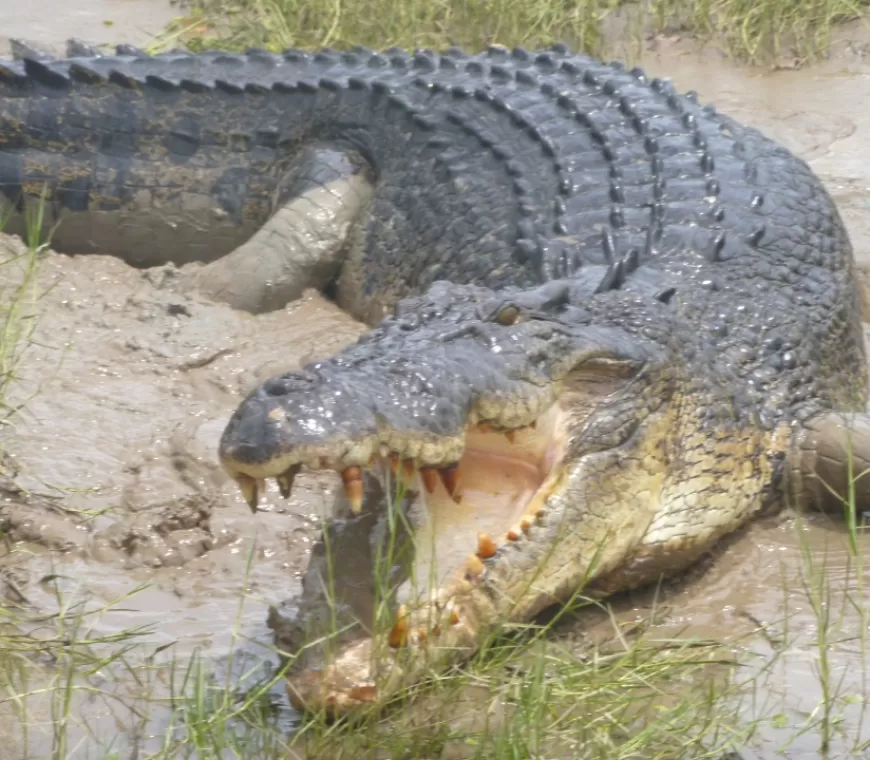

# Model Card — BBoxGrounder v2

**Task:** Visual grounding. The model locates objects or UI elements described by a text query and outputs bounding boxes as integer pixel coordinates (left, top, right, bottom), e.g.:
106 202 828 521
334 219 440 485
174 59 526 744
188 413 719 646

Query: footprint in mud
774 111 856 159
88 416 245 568
0 474 89 553
720 102 856 160
90 494 220 568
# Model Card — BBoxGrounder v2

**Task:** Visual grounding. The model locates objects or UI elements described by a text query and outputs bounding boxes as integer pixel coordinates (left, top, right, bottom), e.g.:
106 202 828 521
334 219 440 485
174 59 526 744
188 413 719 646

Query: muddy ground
0 0 178 56
4 7 870 759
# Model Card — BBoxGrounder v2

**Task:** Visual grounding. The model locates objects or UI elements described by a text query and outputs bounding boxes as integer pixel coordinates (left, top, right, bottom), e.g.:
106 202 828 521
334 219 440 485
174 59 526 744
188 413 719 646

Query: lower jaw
279 406 568 714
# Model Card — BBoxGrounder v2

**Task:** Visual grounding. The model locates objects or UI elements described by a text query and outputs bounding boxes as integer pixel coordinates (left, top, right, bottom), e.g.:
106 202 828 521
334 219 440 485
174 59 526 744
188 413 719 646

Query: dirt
0 234 368 757
1 231 366 611
0 0 178 56
4 9 870 759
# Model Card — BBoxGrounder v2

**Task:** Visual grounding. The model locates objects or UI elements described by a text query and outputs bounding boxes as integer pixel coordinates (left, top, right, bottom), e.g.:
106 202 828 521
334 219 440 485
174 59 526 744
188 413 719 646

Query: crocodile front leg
787 412 870 514
187 145 374 314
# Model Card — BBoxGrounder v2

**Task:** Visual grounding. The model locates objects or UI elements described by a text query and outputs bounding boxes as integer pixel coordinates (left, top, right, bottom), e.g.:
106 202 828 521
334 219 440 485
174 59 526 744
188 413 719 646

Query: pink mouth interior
394 409 563 599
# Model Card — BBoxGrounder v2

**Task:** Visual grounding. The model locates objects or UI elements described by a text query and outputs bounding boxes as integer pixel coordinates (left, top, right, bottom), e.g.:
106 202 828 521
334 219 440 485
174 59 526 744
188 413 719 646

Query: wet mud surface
5 13 870 759
0 0 177 56
1 234 366 620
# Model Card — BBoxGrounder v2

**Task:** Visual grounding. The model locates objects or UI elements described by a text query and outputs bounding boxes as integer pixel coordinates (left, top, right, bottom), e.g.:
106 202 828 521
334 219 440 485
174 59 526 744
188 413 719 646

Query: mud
4 15 870 760
0 0 178 56
0 235 368 757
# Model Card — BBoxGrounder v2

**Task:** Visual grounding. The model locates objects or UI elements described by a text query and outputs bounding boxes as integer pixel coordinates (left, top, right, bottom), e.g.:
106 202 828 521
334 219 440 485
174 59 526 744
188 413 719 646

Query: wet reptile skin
2 42 868 714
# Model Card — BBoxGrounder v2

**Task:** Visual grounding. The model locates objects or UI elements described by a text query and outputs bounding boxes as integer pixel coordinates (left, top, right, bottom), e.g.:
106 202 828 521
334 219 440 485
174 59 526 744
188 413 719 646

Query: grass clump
156 0 870 65
655 0 870 62
154 0 619 59
0 194 50 435
0 464 754 758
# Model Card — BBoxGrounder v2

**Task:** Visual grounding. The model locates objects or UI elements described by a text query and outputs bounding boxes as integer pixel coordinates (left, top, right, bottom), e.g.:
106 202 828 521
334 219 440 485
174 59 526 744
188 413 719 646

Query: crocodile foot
787 412 870 514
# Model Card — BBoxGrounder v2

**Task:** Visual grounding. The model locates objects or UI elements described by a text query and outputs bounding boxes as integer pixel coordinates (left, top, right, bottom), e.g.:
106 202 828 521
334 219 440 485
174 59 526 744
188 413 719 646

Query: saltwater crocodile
2 39 870 717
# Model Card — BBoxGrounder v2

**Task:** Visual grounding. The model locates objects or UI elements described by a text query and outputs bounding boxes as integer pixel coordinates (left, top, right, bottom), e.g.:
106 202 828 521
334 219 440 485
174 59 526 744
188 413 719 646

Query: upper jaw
218 288 557 502
217 327 556 474
217 282 665 514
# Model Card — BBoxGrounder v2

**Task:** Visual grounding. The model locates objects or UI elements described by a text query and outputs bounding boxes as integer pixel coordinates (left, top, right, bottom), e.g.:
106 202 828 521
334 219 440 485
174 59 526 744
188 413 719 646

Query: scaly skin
3 41 868 716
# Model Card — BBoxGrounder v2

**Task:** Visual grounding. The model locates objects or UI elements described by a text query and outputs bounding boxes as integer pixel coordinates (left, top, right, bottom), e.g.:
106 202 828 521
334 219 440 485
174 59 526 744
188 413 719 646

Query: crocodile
3 39 870 718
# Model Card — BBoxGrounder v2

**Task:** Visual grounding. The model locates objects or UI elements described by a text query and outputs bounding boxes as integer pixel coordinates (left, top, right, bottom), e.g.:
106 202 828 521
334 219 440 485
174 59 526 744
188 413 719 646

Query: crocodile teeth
234 475 262 512
275 464 301 499
420 467 438 493
476 532 497 559
437 463 461 500
508 519 533 540
341 466 364 514
388 605 409 648
389 456 417 481
505 430 516 443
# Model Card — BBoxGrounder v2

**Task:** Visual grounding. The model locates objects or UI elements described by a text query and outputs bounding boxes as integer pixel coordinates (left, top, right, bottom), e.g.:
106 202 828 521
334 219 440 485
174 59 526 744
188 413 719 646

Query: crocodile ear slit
787 412 870 513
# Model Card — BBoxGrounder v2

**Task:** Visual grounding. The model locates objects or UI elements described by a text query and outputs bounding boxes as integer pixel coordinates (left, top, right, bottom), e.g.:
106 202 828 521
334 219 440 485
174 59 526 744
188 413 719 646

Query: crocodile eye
495 305 520 326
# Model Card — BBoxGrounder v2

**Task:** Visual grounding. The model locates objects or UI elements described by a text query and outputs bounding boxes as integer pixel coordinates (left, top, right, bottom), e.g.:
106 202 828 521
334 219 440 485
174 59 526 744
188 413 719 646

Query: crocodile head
219 275 780 715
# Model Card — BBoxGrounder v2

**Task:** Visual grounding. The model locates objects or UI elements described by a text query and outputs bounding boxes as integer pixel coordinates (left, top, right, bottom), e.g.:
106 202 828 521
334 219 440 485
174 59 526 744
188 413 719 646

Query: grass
1 458 868 759
0 515 756 759
153 0 870 65
0 191 52 437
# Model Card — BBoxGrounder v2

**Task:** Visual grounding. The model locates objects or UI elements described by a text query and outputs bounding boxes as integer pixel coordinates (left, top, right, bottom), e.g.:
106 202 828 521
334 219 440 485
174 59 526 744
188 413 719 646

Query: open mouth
395 405 568 586
215 312 662 715
222 400 571 714
220 401 568 569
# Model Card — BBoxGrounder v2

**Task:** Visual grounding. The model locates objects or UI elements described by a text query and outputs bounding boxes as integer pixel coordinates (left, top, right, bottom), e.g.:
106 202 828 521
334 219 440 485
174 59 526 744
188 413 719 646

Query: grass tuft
154 0 870 64
0 194 50 436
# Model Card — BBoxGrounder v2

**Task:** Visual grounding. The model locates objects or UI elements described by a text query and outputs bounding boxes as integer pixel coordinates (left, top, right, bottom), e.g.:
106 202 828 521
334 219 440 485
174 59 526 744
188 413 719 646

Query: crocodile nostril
259 370 320 398
263 377 291 397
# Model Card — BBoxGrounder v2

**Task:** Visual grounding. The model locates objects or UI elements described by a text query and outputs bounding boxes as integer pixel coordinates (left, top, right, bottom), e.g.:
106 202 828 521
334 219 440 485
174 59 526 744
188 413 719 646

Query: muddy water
3 18 870 760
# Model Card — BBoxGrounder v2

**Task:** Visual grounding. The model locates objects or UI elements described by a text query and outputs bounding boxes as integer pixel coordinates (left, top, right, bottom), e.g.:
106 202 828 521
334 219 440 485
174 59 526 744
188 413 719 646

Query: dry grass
155 0 870 64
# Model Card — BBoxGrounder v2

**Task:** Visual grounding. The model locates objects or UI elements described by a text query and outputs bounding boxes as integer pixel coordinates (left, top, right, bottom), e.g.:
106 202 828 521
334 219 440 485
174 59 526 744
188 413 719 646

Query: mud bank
4 23 870 760
0 0 177 56
0 234 369 757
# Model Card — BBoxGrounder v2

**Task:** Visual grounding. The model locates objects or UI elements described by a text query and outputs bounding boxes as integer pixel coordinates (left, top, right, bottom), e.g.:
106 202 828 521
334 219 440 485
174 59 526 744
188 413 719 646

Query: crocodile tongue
398 420 553 601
